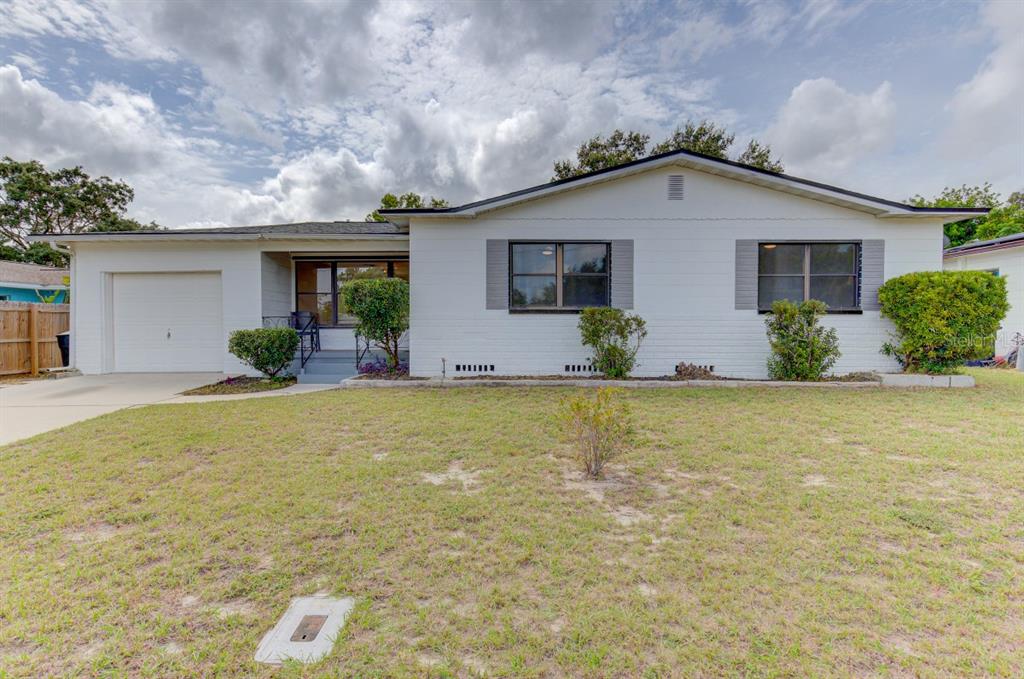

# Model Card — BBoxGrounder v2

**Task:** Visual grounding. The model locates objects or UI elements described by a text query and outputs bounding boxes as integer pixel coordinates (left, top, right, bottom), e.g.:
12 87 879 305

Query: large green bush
764 299 841 381
228 327 299 378
341 277 410 369
578 307 647 378
878 270 1008 374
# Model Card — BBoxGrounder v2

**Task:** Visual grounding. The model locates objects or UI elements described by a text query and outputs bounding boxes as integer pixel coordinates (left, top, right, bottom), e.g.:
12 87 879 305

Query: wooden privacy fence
0 302 70 376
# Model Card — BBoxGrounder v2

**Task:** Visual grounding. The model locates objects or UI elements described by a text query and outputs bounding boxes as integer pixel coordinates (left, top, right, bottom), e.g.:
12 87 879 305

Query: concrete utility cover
254 595 355 665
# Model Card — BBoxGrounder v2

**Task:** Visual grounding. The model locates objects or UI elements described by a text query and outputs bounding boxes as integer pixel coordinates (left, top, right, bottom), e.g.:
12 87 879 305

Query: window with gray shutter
859 240 884 311
610 240 634 309
734 240 758 310
486 239 509 310
742 240 873 312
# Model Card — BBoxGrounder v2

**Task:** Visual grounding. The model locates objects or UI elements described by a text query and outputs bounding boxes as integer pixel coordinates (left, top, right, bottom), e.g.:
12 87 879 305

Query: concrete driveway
0 373 225 446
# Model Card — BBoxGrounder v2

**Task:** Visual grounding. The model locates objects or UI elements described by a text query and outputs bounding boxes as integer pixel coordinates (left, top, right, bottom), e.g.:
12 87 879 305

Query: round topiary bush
228 327 300 378
878 270 1008 374
341 277 410 370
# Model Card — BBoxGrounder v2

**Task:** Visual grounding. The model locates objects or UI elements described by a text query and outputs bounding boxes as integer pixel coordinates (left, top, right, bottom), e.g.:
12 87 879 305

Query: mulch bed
181 376 296 395
352 373 429 381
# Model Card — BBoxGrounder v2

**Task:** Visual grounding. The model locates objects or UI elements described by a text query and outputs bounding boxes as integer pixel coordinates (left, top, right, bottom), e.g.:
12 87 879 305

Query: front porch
260 249 411 383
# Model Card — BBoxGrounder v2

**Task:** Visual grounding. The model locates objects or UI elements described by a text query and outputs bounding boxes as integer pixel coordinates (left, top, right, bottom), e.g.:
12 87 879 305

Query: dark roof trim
379 147 991 218
28 221 408 243
943 232 1024 257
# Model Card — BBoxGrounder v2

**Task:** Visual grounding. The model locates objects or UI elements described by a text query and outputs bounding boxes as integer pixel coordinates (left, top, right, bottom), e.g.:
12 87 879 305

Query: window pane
511 276 556 307
810 276 857 309
512 243 556 274
336 263 387 285
811 243 856 274
563 243 607 274
564 276 608 307
296 261 332 293
392 261 409 280
759 244 804 274
758 275 804 308
297 293 333 323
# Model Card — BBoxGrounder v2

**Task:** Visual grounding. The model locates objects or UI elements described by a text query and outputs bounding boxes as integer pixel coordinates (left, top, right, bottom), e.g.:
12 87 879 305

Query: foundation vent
454 364 495 373
667 174 685 200
564 363 597 374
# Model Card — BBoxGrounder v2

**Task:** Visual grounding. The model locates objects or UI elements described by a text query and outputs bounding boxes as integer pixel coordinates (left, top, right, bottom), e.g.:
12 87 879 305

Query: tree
974 201 1024 242
0 157 154 265
553 121 784 180
366 192 449 222
552 130 650 181
340 278 410 370
650 120 734 158
737 140 785 173
908 183 1002 247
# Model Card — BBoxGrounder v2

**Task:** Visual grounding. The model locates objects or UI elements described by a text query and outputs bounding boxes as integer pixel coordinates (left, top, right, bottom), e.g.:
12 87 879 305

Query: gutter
28 232 409 244
943 240 1024 258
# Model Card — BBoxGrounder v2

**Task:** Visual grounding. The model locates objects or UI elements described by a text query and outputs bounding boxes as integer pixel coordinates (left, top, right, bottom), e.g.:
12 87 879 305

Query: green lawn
1 371 1022 677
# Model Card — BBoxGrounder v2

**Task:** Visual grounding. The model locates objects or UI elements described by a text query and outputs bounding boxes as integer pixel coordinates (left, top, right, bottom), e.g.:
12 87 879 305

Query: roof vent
667 174 685 200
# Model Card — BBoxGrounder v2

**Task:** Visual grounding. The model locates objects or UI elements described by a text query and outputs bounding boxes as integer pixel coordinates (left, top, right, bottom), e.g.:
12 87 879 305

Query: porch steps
294 349 408 384
296 350 359 384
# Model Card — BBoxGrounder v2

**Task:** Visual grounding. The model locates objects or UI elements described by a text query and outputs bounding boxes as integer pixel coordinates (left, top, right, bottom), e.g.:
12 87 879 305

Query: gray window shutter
486 239 508 310
610 240 634 309
860 239 885 311
735 239 758 310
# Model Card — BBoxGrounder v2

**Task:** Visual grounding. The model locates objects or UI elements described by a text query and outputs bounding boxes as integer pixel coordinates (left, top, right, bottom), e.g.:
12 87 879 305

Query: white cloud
766 78 895 176
9 52 46 77
942 0 1023 192
5 0 994 225
0 0 175 61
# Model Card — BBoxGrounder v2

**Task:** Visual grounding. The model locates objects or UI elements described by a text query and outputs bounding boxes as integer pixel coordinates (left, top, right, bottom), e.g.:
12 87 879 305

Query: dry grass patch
0 370 1022 676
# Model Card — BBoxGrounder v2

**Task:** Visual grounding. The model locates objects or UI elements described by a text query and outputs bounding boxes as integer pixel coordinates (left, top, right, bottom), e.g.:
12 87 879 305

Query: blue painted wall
0 286 67 303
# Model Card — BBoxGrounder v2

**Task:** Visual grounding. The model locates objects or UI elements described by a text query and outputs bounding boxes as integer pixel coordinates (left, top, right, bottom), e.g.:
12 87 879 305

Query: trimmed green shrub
764 299 841 381
578 307 647 378
556 387 634 479
228 327 299 378
341 277 410 369
878 270 1008 374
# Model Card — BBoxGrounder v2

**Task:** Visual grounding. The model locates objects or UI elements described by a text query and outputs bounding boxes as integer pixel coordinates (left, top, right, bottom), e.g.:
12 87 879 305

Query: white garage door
112 272 224 372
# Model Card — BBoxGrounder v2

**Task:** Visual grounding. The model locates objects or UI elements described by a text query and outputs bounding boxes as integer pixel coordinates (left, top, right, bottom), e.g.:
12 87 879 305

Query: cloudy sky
1 0 1020 228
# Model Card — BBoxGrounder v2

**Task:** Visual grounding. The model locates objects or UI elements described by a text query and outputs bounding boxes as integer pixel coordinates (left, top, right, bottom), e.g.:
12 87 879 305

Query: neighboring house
0 260 68 303
30 149 985 378
943 232 1023 356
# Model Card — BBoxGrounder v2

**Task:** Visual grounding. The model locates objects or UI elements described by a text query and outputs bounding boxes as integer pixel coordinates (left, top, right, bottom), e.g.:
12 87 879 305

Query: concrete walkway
0 373 342 446
164 382 336 404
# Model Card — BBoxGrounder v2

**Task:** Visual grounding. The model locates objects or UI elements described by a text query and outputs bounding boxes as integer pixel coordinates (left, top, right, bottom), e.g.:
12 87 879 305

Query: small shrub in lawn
674 362 721 380
341 278 409 370
556 387 633 479
879 270 1008 374
578 307 648 378
227 327 299 378
764 299 841 381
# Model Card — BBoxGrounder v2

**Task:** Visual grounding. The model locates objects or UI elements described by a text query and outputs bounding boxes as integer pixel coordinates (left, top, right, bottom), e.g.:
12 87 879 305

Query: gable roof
29 221 406 243
943 232 1024 258
379 148 990 225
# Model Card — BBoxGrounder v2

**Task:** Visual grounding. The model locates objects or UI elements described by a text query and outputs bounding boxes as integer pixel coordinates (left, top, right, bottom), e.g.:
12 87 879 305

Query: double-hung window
509 242 610 310
758 242 860 311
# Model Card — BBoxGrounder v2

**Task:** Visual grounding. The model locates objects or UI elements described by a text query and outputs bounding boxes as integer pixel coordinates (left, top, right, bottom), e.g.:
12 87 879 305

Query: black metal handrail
297 313 319 368
354 330 407 369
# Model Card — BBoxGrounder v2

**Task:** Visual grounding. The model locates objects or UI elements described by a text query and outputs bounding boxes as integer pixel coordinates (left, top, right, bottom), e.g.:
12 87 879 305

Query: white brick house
33 149 986 379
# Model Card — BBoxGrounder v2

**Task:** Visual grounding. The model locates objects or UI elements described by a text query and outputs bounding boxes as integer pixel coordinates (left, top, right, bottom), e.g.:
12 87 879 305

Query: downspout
50 240 75 369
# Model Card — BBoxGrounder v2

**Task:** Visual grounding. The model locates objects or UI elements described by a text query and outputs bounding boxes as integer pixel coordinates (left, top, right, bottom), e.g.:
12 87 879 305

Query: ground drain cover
254 595 355 665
